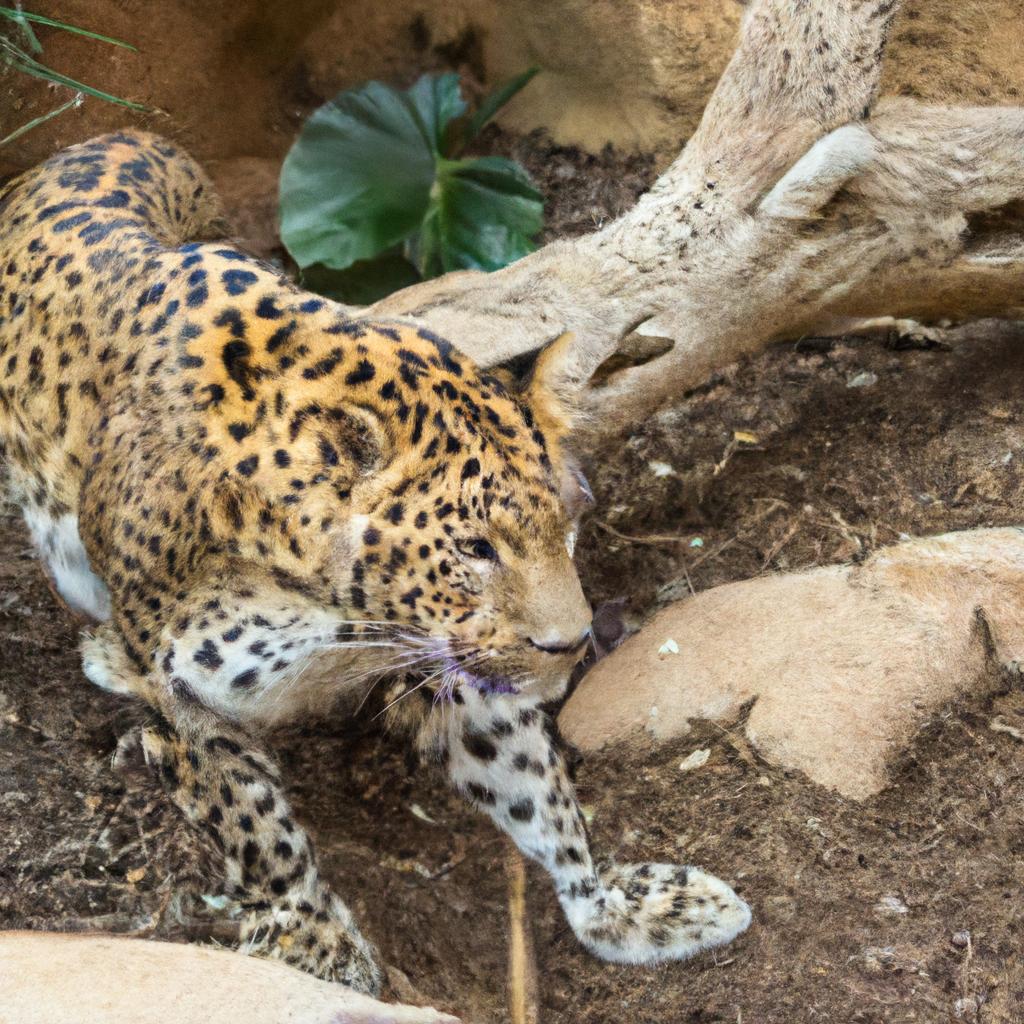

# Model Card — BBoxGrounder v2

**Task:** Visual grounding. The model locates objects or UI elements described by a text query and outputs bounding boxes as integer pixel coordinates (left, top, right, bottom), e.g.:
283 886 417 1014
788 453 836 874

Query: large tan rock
304 0 1024 155
6 0 1024 177
560 528 1024 800
481 0 740 153
0 932 459 1024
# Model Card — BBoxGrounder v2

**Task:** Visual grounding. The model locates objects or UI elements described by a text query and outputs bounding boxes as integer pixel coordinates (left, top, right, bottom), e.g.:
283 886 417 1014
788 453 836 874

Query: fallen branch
594 521 694 548
355 0 1023 444
505 845 540 1024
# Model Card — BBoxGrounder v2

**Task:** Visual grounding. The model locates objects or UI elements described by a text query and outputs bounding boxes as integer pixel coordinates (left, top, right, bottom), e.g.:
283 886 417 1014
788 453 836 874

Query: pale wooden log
584 100 1024 433
366 0 901 393
359 0 1024 440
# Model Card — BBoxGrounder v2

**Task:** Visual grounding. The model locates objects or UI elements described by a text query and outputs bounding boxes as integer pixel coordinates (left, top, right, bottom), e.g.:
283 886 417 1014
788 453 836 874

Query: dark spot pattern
0 129 680 992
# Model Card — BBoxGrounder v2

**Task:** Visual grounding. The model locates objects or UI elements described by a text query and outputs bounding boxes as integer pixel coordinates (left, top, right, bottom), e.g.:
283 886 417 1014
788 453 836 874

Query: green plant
1 5 144 148
279 69 543 304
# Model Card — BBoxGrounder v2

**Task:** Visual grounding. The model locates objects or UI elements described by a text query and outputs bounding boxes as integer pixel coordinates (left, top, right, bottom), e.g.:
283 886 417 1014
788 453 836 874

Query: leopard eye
457 538 499 563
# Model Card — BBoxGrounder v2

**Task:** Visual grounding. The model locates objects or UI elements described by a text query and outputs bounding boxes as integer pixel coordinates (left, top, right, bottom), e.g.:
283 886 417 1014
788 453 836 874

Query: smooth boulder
560 528 1024 799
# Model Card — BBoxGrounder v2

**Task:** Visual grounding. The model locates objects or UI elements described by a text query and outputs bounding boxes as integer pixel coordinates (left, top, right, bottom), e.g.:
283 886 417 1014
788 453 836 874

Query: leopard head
343 330 593 700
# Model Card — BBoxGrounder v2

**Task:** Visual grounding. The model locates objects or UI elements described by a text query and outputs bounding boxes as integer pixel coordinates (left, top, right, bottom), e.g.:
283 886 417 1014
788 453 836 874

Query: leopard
0 130 751 995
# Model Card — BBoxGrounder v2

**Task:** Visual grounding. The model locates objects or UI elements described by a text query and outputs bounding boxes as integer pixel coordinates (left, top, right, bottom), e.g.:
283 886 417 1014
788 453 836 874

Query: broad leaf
413 156 543 277
406 71 466 154
279 74 465 271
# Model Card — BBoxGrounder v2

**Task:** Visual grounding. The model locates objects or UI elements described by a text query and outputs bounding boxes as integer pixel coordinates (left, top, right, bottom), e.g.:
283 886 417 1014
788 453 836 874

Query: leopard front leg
82 571 383 992
421 688 751 964
138 693 381 993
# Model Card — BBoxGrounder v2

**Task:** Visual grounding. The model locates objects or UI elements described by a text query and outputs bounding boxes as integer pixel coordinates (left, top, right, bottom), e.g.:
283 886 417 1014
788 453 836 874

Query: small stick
595 520 692 548
991 715 1024 742
505 844 540 1024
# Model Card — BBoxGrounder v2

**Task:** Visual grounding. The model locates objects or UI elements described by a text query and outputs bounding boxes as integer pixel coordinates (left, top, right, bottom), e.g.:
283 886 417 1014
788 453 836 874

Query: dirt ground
4 92 1024 1024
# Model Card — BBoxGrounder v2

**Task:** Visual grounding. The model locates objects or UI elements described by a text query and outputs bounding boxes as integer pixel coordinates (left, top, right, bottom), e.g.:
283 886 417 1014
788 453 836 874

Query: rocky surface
562 528 1024 799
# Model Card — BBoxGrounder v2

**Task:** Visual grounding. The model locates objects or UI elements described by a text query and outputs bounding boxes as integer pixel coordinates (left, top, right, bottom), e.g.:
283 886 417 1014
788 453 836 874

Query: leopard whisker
373 673 439 720
351 653 447 715
370 650 483 719
259 641 441 715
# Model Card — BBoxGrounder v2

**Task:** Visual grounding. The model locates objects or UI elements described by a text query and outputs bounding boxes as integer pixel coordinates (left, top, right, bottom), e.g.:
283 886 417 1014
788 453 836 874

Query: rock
678 748 711 771
954 995 983 1019
860 946 924 975
846 370 879 388
5 0 1024 186
560 528 1024 800
874 895 910 916
861 946 898 974
0 932 460 1024
483 0 1024 152
479 0 739 152
589 598 630 658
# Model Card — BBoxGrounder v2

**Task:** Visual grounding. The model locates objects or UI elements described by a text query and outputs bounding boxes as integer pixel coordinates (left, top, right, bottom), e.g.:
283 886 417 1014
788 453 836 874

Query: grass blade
0 7 136 49
4 45 146 109
0 90 81 148
1 4 42 54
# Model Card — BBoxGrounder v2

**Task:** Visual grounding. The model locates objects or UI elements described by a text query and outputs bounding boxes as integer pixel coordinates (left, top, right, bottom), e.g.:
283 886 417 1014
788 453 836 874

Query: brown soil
0 0 490 173
4 41 1024 1024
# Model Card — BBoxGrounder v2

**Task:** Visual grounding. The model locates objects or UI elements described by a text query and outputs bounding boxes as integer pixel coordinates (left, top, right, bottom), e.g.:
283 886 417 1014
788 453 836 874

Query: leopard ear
332 403 394 474
560 457 595 522
523 331 586 438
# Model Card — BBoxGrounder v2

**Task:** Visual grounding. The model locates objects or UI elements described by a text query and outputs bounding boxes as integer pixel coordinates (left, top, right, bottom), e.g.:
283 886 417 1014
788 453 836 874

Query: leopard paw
241 892 382 994
563 862 751 965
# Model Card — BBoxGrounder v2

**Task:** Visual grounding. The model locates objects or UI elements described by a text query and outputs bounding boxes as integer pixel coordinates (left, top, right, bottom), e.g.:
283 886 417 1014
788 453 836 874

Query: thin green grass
0 6 137 48
1 5 145 147
0 90 80 148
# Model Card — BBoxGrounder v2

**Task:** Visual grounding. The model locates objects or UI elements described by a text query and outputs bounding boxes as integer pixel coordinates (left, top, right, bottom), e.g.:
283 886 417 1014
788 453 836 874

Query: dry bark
362 0 1024 440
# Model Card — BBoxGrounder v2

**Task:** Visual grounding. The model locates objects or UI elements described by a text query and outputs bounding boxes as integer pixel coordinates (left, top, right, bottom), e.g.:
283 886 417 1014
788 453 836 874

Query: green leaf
0 7 137 49
279 74 467 271
464 67 539 144
412 155 543 277
279 72 543 281
405 71 466 155
300 252 421 305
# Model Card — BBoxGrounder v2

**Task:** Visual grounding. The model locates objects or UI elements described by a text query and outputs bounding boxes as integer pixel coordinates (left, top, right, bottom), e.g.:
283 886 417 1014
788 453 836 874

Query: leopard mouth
439 654 519 697
369 633 521 702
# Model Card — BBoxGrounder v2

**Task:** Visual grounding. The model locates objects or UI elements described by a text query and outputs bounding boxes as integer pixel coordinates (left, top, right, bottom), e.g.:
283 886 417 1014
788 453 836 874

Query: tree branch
364 0 1024 443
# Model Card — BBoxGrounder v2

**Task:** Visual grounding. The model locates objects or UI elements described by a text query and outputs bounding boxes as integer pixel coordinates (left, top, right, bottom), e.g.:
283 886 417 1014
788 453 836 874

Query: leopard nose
528 629 592 655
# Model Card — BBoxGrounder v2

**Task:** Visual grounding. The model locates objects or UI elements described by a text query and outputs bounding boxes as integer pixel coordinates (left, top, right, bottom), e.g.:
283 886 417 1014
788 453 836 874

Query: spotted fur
0 132 750 991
